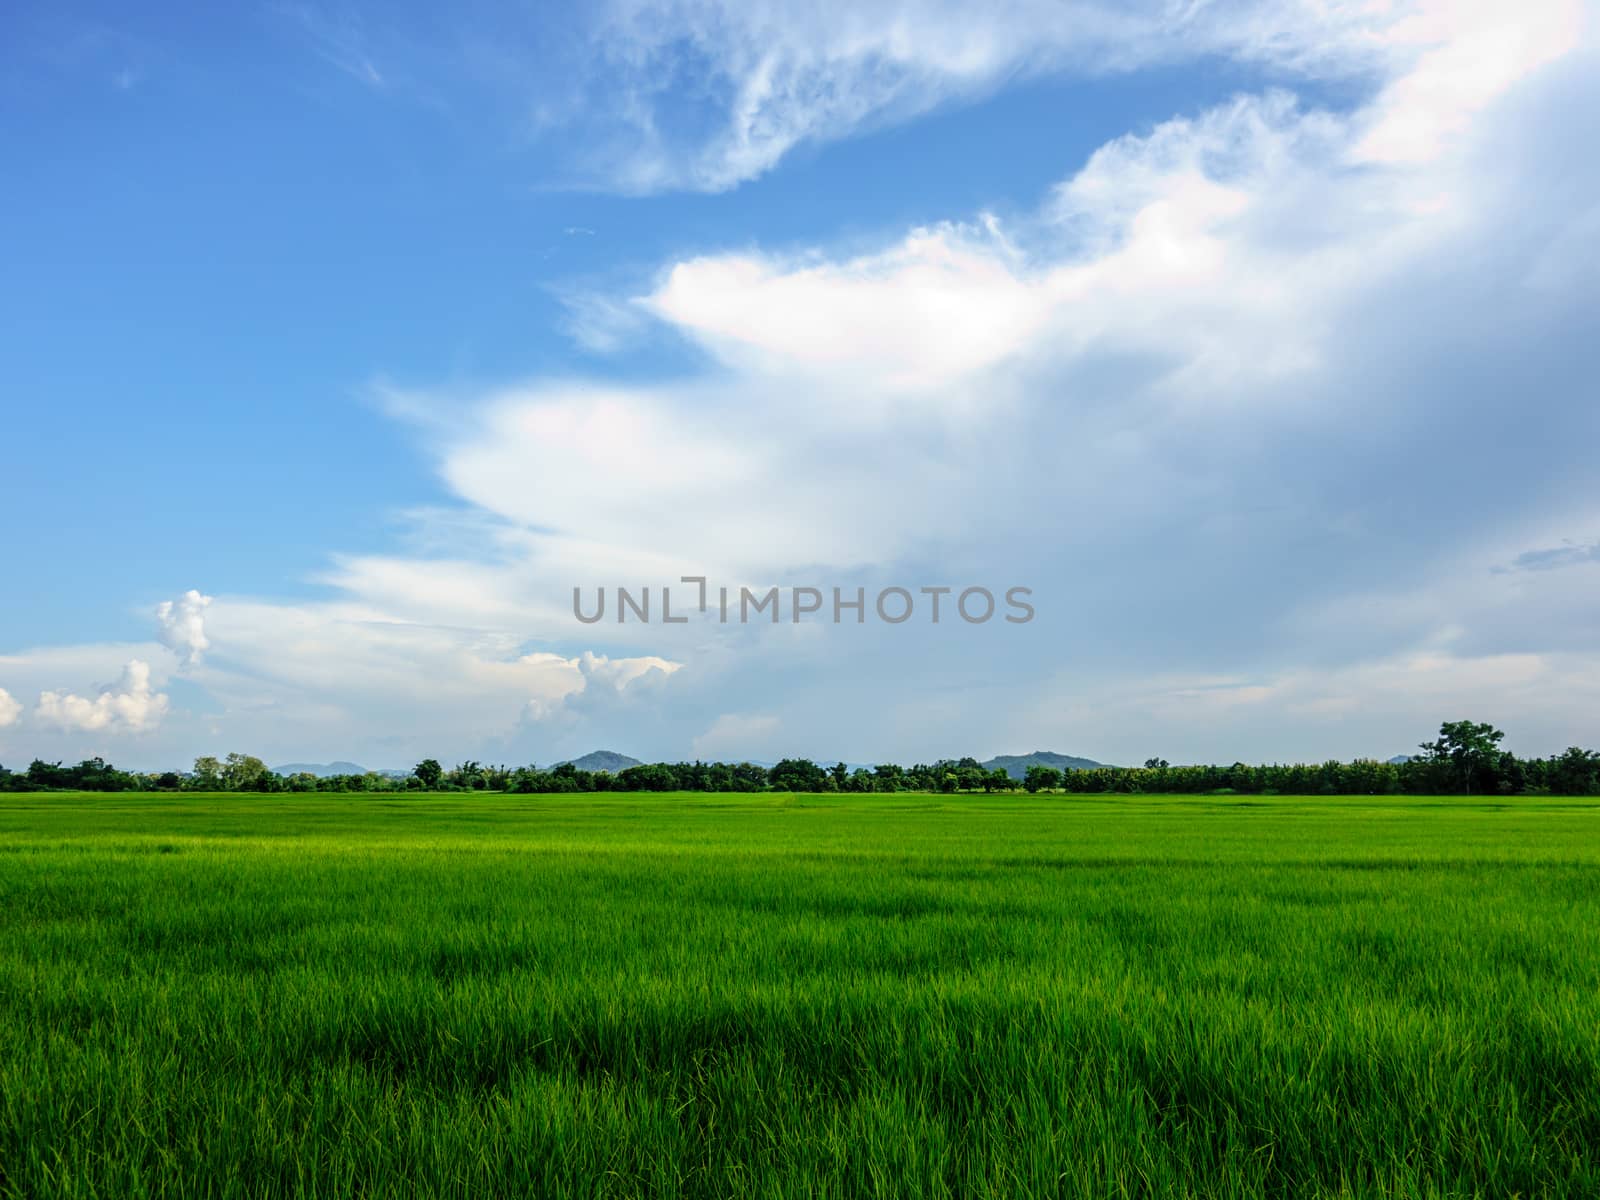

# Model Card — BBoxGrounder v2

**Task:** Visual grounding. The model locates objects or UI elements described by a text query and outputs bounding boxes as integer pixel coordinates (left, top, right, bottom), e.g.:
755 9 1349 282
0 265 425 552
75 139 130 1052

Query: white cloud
1351 0 1583 165
425 14 1577 592
577 0 1563 191
268 1 1586 193
647 226 1048 390
393 380 974 577
634 73 1511 410
156 589 213 666
585 0 1414 190
36 660 170 734
139 595 688 762
576 649 682 690
0 642 172 702
0 688 20 729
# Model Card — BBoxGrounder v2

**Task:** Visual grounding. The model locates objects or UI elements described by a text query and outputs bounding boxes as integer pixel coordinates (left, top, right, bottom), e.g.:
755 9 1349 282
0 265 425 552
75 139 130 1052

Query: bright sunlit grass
2 791 1598 1197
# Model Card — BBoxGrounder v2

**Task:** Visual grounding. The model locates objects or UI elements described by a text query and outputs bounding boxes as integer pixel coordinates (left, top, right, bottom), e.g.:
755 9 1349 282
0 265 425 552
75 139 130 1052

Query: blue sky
2 0 1597 771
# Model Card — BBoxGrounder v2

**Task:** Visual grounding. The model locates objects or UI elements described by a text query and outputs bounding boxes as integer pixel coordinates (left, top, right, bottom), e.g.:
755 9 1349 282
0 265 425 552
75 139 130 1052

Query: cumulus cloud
639 71 1536 406
576 650 681 690
0 688 21 729
393 5 1588 597
519 649 682 720
347 0 1596 762
539 651 686 725
408 381 969 577
156 589 213 666
36 660 170 734
647 225 1049 390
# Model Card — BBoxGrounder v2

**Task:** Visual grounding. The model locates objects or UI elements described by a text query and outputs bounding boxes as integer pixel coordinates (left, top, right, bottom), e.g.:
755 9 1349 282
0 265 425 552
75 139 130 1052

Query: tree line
3 722 1598 796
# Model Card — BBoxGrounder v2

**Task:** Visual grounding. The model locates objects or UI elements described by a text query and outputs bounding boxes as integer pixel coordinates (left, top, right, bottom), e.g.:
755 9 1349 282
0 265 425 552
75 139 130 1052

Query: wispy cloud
279 3 386 88
250 0 1587 193
570 0 1525 192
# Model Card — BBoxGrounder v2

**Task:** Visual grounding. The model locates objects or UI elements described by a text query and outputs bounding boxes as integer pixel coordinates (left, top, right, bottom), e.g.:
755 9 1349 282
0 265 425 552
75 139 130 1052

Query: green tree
1418 720 1507 794
731 762 769 792
617 764 680 791
413 758 443 789
1549 746 1600 796
953 764 987 792
872 763 905 792
1023 765 1063 793
222 753 270 791
191 756 223 790
768 759 827 792
447 761 486 790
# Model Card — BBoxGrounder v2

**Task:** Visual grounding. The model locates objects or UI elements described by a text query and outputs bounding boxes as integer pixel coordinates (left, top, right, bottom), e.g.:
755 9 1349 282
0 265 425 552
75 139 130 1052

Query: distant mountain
556 750 642 773
740 760 873 772
274 761 368 777
1387 755 1413 765
273 761 407 778
983 751 1108 781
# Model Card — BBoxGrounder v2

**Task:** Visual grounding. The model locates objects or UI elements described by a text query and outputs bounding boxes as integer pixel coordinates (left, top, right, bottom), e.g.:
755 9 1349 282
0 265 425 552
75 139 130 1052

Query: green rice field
2 790 1598 1198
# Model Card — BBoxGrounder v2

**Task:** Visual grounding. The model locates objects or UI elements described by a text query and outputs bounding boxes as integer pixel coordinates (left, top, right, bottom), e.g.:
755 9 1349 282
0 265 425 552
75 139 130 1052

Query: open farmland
2 791 1598 1198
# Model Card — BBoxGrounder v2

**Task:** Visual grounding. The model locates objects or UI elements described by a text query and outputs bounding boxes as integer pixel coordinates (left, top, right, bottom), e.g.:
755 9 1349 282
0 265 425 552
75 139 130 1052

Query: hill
273 761 373 778
556 750 643 773
983 751 1108 781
